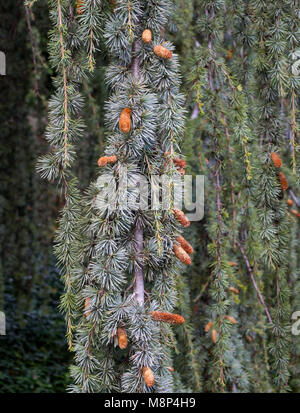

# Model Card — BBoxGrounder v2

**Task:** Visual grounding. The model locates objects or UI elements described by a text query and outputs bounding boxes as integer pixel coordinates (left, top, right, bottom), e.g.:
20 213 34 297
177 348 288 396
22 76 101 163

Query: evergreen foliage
67 0 187 393
1 0 300 394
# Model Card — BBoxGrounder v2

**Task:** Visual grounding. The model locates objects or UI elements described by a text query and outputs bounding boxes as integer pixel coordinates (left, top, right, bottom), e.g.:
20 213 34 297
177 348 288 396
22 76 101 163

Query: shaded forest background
1 0 300 393
0 0 107 391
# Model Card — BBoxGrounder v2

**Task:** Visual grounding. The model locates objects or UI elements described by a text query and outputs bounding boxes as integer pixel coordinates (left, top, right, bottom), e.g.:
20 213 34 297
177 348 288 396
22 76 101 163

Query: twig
193 273 213 303
131 15 144 306
221 112 236 249
57 0 69 166
133 218 144 306
237 241 273 324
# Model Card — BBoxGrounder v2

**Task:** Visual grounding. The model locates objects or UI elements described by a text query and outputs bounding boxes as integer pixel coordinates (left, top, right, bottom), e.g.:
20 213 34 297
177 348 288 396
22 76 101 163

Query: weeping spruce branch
65 0 188 393
131 34 145 307
33 0 300 393
37 0 85 349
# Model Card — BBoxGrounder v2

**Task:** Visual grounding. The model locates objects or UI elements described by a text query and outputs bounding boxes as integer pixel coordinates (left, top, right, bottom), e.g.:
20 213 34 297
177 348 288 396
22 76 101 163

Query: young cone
173 244 192 265
228 261 237 267
211 329 217 344
290 209 300 218
225 315 237 324
176 235 194 254
270 152 282 168
142 29 152 43
154 45 172 60
97 155 117 167
173 158 186 168
287 199 294 206
117 327 128 350
142 367 155 387
228 287 239 295
173 209 190 227
227 48 233 59
119 108 132 133
204 321 214 332
278 171 288 191
151 311 185 325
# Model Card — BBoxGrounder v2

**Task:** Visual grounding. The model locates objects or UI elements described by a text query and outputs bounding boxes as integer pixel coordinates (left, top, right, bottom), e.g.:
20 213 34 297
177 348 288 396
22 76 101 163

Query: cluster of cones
84 300 182 388
270 152 300 217
142 29 172 60
97 155 118 167
115 311 183 388
173 235 193 265
116 29 172 136
270 152 288 191
93 22 185 390
205 315 237 344
76 8 173 62
286 198 300 218
171 209 193 265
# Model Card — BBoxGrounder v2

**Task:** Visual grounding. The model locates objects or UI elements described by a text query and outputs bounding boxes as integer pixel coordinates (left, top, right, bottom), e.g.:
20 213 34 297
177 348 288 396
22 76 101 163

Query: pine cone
224 315 237 324
173 244 192 265
287 199 294 206
173 158 186 168
117 327 128 350
142 367 155 387
173 209 190 227
97 155 117 167
290 209 300 218
278 171 288 191
228 286 239 294
228 261 237 267
227 48 233 60
151 311 185 325
176 235 194 254
142 29 152 43
211 329 217 343
154 45 172 60
119 108 132 133
270 152 282 168
204 321 214 332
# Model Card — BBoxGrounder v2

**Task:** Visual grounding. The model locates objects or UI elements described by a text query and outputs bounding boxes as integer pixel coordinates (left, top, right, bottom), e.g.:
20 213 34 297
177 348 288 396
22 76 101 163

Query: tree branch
131 26 144 306
237 241 273 324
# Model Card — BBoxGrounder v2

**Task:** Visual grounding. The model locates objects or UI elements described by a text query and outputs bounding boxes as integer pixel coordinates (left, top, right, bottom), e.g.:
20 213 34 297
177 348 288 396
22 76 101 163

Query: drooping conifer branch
207 3 226 392
237 241 273 324
37 0 88 351
131 29 145 307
